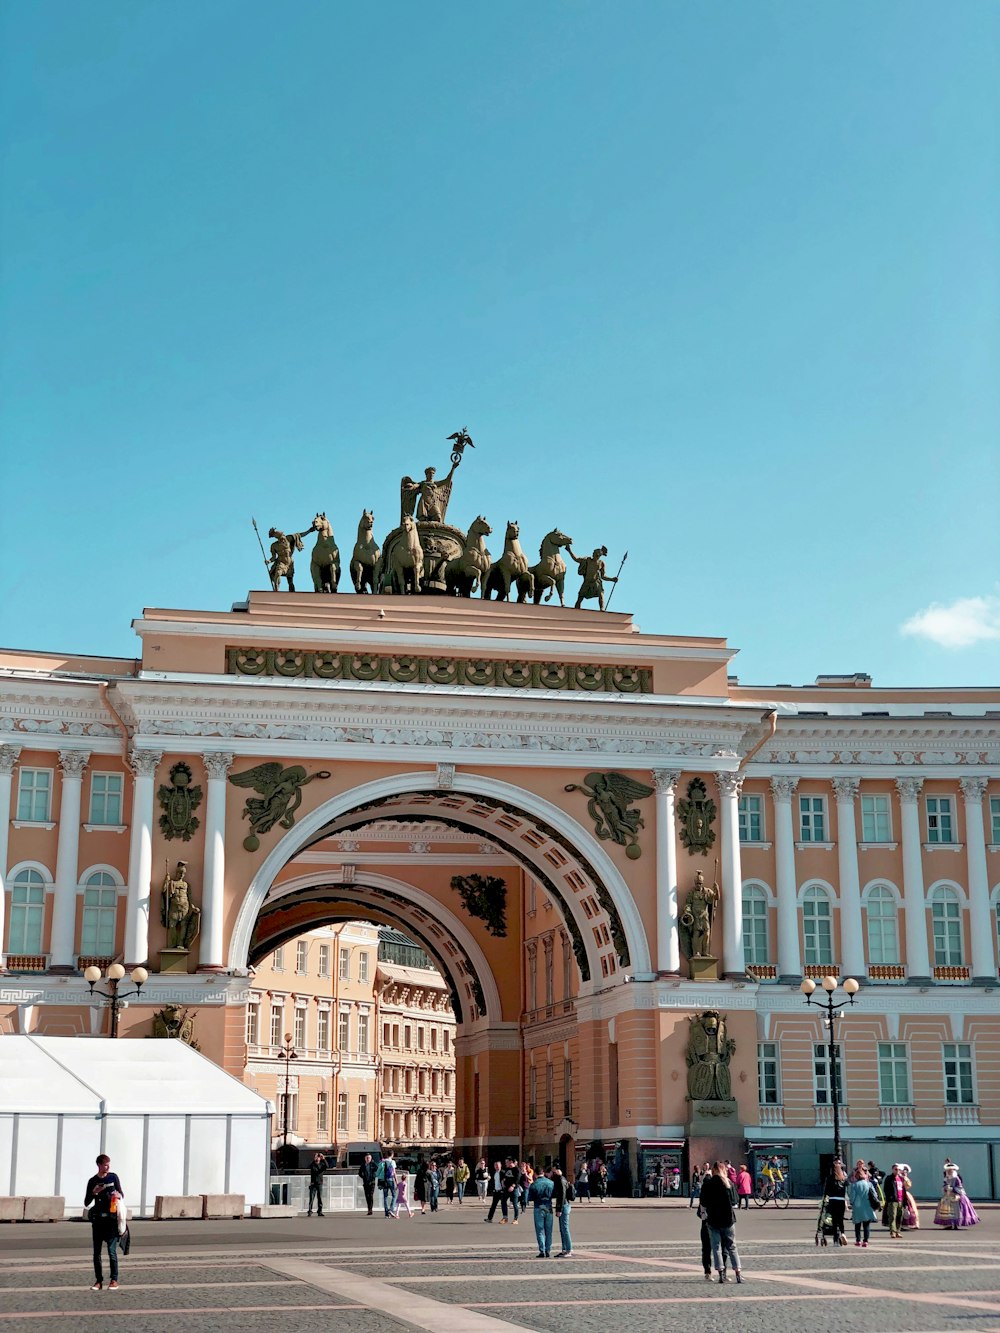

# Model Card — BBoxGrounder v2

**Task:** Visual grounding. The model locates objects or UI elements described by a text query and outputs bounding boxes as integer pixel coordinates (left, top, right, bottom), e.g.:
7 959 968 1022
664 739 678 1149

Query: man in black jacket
307 1152 327 1217
358 1153 378 1217
699 1161 743 1283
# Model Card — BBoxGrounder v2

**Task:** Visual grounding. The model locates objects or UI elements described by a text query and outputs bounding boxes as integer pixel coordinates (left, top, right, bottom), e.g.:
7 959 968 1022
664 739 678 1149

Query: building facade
1 593 998 1194
244 921 456 1161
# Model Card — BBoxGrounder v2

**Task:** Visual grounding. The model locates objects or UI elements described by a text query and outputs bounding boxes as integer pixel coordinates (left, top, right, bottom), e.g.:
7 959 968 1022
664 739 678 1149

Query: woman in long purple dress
934 1161 979 1229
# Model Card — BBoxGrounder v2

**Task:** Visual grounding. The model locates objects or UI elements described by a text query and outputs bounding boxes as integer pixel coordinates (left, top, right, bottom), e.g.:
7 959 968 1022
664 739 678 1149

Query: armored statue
400 463 459 525
151 1004 197 1046
686 1010 736 1101
569 544 618 611
161 860 201 950
267 525 311 593
679 869 720 960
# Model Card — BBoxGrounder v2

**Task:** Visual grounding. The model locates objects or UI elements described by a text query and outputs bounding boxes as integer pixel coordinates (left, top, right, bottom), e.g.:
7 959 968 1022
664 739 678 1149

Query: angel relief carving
564 771 654 860
229 762 332 851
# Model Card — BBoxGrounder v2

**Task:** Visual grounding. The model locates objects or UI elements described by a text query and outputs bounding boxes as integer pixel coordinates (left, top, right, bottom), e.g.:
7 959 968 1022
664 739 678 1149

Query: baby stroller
815 1193 837 1246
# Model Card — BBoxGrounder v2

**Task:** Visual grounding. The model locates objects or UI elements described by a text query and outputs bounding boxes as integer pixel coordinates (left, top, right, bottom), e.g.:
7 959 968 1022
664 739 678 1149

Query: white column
771 776 802 982
896 777 931 982
717 773 745 978
652 769 681 974
201 752 234 970
50 750 90 970
0 745 22 971
832 778 865 978
125 747 163 967
961 778 996 985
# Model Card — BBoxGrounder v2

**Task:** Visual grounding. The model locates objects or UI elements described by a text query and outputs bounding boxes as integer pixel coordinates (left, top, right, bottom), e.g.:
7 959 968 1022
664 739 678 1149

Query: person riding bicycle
761 1156 785 1188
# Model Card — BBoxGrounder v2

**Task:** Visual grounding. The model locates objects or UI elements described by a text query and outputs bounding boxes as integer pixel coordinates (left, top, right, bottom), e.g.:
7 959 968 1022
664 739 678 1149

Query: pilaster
771 776 802 982
49 750 90 971
896 777 931 983
652 770 681 975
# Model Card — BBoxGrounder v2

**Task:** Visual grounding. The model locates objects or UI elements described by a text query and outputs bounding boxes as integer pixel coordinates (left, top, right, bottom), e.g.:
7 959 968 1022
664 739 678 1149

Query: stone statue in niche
686 1010 735 1102
679 868 720 960
161 860 201 950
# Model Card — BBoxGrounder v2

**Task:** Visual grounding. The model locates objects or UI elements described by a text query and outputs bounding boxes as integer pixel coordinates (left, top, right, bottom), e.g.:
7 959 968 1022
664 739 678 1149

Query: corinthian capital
831 777 860 803
716 772 744 798
58 749 91 778
128 746 163 778
770 775 798 802
651 769 681 795
0 744 22 775
960 776 989 803
204 751 235 781
895 776 923 804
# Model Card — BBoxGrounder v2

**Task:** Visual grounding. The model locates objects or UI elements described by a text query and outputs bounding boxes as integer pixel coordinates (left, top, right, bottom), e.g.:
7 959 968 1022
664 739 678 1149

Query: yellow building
245 920 455 1161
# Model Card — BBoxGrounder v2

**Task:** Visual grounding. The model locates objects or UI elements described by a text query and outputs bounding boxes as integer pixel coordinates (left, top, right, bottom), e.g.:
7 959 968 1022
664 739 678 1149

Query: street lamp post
800 974 860 1164
82 963 148 1038
278 1032 298 1152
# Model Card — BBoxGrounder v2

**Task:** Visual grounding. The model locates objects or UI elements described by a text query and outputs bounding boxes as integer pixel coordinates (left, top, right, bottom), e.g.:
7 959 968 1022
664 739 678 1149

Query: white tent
0 1036 272 1216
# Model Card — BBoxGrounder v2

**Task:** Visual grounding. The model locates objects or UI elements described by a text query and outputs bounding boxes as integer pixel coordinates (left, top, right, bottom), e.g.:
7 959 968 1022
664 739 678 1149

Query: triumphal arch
4 438 999 1190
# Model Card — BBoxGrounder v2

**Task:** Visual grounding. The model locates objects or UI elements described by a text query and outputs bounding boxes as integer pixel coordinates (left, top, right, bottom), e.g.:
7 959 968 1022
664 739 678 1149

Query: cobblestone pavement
1 1202 997 1331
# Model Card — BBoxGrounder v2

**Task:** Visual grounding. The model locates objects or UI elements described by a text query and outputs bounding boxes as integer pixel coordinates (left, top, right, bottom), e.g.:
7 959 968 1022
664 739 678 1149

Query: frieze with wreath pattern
227 646 652 694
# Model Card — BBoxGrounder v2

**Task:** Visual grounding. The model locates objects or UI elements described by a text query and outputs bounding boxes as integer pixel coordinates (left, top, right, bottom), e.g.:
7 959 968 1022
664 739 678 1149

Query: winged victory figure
564 771 654 858
229 762 332 851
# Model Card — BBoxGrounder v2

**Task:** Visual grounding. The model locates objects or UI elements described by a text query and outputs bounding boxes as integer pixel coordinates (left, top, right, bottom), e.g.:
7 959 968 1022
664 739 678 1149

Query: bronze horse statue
310 514 340 593
483 520 533 602
529 528 573 605
350 509 381 594
386 514 424 595
445 516 492 597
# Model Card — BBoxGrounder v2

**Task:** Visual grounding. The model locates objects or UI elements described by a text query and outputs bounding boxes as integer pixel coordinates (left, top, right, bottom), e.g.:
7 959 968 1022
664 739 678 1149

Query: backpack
565 1182 576 1203
376 1160 386 1184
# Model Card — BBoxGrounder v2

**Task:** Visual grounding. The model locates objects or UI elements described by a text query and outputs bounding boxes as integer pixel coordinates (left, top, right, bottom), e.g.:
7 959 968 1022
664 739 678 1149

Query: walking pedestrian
474 1158 489 1203
934 1161 979 1230
824 1159 848 1246
427 1159 440 1213
528 1166 555 1258
500 1157 521 1224
735 1164 753 1210
307 1152 327 1217
358 1153 378 1217
84 1154 124 1291
454 1158 470 1203
696 1198 713 1280
575 1161 591 1202
884 1164 907 1238
552 1166 574 1257
414 1160 429 1215
380 1150 397 1218
444 1160 456 1204
485 1161 504 1222
394 1169 414 1219
899 1164 920 1230
699 1161 743 1284
689 1164 703 1208
848 1165 877 1246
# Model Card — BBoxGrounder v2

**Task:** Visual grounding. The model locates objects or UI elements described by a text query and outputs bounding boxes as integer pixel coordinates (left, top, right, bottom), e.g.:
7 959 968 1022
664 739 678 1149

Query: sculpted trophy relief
250 429 627 605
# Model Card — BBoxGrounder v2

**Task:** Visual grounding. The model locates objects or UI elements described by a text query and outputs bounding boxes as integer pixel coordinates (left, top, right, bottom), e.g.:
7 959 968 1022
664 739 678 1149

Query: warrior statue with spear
568 544 627 611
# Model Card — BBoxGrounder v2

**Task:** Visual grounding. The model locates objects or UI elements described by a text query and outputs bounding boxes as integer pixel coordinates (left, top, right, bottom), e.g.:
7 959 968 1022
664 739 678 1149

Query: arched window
80 871 118 957
742 884 770 966
802 885 833 966
8 868 47 954
931 886 964 966
865 885 899 965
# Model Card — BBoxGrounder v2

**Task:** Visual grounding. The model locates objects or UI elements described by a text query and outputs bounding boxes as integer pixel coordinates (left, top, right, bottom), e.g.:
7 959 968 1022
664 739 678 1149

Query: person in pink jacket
735 1165 753 1210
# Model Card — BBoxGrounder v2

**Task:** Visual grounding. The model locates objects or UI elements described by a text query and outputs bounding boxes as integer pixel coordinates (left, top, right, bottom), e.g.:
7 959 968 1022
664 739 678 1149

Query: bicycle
753 1179 790 1208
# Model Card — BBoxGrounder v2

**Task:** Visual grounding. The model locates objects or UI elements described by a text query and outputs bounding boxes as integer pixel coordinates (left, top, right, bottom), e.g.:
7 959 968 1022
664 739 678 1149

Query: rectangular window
545 1063 554 1119
339 947 350 980
544 943 554 1005
878 1042 910 1105
337 1092 348 1133
318 943 330 978
358 1093 368 1135
382 1022 390 1047
417 1025 424 1050
89 772 123 825
16 769 52 822
430 1028 438 1051
757 1042 780 1105
280 1091 298 1133
927 796 954 843
527 948 538 1010
296 941 308 974
742 891 770 967
80 885 117 955
444 1070 452 1098
404 1024 412 1049
338 1010 350 1051
861 794 892 843
272 945 285 971
443 1030 450 1053
943 1042 975 1105
270 1004 283 1048
813 1043 844 1105
316 1091 328 1134
358 951 369 982
246 1001 259 1047
738 794 764 843
803 895 834 966
991 796 1000 845
564 1059 573 1117
293 1005 307 1049
799 795 826 842
392 1023 399 1047
317 1009 330 1052
932 895 964 966
358 1012 369 1054
528 1065 537 1120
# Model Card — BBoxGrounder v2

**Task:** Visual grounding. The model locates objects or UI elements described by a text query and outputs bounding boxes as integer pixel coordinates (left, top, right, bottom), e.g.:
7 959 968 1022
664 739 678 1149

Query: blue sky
1 0 997 686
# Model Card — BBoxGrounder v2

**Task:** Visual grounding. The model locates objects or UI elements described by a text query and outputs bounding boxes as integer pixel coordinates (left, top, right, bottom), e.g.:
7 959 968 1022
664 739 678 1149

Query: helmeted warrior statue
686 1010 736 1102
267 525 310 592
679 869 720 960
570 544 618 611
161 860 201 950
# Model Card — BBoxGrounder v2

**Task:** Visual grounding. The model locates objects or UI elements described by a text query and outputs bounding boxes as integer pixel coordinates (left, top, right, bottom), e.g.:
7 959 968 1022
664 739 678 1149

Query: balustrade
880 1104 916 1126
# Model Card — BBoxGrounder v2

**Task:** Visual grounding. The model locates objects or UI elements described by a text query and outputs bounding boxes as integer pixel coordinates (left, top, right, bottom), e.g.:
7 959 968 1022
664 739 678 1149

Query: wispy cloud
901 593 1000 649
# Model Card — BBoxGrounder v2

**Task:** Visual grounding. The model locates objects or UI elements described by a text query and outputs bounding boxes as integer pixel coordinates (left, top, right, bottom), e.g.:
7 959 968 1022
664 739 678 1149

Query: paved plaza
0 1201 997 1332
